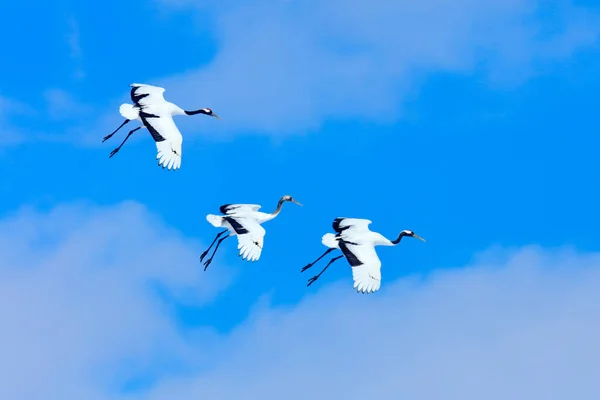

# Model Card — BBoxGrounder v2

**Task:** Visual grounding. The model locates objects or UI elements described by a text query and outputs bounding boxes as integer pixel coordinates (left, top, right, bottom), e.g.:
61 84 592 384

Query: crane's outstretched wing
332 218 374 244
219 204 262 215
331 217 381 293
139 114 183 170
338 240 382 294
223 215 265 262
129 84 182 170
130 83 167 106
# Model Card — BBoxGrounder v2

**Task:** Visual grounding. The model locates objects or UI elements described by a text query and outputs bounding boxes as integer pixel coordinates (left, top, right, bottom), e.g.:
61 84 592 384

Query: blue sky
2 0 600 398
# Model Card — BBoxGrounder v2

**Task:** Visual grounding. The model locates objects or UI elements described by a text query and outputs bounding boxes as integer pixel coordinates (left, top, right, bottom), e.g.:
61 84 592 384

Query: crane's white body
322 218 397 294
206 204 277 262
120 84 185 170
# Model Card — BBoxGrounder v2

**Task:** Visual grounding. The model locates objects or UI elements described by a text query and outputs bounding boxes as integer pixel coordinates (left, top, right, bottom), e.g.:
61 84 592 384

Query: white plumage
206 204 266 262
200 195 302 270
102 83 219 170
119 104 139 121
302 217 425 294
328 218 383 293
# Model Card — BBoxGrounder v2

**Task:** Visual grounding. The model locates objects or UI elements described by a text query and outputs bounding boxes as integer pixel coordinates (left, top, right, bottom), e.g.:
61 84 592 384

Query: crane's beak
212 113 221 120
413 234 426 242
291 199 303 206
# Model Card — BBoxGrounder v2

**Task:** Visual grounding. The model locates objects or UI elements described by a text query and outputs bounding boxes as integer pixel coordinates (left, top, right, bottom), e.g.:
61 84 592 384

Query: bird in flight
200 195 302 270
301 217 425 293
102 83 220 170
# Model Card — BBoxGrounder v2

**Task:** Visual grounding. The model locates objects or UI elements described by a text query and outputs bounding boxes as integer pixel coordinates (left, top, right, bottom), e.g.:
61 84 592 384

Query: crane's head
281 195 302 206
201 108 220 119
401 230 426 242
185 108 221 118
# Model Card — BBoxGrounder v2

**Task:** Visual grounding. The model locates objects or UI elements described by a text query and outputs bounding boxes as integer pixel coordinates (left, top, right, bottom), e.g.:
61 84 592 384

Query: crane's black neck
270 197 286 216
391 232 411 245
184 109 211 116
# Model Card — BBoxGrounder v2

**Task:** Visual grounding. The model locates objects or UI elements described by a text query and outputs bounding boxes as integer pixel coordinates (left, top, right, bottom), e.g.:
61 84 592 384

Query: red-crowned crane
201 195 302 270
102 83 219 170
301 217 425 293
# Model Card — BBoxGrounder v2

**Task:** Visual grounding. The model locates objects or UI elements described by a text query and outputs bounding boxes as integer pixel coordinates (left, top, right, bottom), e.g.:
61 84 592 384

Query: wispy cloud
0 95 35 148
0 89 94 150
1 203 599 399
67 16 85 80
44 88 92 120
0 201 234 399
141 246 600 399
40 0 600 149
147 0 600 138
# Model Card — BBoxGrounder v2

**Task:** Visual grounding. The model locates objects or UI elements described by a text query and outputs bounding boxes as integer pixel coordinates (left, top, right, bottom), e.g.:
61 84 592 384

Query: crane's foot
203 259 213 271
301 263 312 273
109 148 120 158
102 134 114 142
199 250 209 263
307 275 320 287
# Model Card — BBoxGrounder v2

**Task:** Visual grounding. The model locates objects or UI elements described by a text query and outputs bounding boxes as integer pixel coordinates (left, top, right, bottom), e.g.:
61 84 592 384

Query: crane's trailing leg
301 248 335 272
103 119 130 142
307 255 343 287
203 234 230 271
109 126 142 158
200 229 228 263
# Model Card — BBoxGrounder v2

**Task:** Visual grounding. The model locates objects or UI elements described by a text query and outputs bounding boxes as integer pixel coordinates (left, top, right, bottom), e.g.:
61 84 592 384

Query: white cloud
147 0 600 137
44 88 92 120
139 246 600 399
0 201 234 399
67 17 85 80
3 1 598 150
0 89 96 150
67 18 82 60
2 203 599 398
0 95 34 148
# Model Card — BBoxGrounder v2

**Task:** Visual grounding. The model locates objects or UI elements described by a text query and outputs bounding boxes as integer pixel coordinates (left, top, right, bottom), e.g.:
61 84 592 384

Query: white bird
200 195 302 270
301 217 425 294
102 83 220 170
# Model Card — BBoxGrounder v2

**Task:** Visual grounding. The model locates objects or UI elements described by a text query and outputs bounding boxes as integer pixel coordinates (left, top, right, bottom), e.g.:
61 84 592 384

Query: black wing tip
219 204 232 214
139 115 166 142
338 240 363 267
332 217 347 233
223 216 249 235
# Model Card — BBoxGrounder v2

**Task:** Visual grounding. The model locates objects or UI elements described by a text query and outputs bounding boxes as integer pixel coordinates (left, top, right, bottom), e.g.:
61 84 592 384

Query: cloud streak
23 0 600 149
0 95 35 148
141 246 600 399
67 16 85 80
1 202 598 400
44 88 92 120
0 201 233 399
151 0 600 137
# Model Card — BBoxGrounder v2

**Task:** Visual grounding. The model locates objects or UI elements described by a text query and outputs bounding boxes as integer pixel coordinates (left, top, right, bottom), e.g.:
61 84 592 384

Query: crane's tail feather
321 233 339 249
206 214 223 227
119 103 139 120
